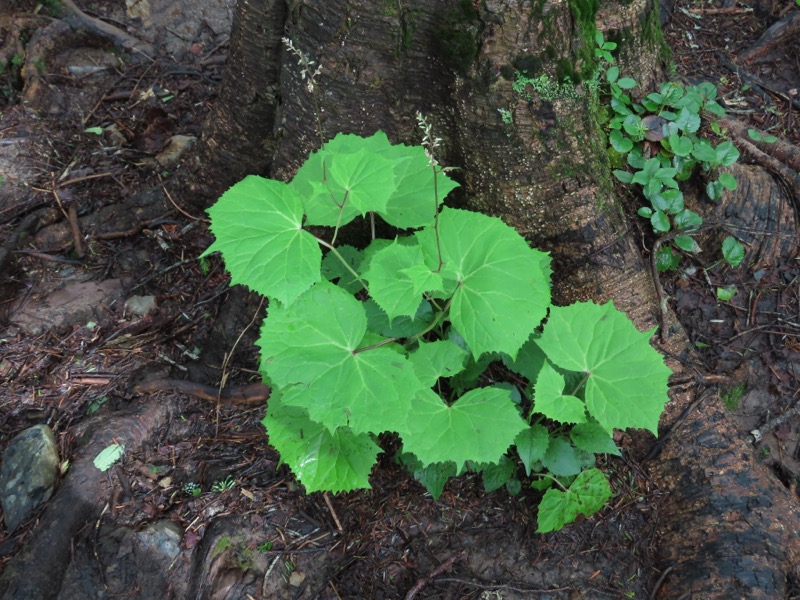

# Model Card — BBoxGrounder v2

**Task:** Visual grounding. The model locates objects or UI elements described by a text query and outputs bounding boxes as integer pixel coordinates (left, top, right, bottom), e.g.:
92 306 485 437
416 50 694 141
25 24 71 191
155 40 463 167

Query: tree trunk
192 0 800 597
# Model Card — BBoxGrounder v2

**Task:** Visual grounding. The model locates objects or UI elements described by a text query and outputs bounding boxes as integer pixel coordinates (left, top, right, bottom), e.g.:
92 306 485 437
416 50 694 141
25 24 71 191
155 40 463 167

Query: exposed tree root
720 117 800 176
739 10 800 63
59 0 154 59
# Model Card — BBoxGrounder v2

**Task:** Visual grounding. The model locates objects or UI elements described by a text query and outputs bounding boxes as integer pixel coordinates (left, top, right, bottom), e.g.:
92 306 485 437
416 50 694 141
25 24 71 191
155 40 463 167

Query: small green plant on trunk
594 32 744 271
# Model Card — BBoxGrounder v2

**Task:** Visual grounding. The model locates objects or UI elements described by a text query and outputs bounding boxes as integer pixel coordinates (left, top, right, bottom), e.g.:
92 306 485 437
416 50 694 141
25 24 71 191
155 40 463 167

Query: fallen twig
133 378 270 405
749 403 800 444
404 551 467 600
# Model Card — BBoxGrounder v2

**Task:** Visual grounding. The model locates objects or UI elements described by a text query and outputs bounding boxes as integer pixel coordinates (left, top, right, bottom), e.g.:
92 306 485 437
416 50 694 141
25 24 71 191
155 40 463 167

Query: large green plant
203 129 671 532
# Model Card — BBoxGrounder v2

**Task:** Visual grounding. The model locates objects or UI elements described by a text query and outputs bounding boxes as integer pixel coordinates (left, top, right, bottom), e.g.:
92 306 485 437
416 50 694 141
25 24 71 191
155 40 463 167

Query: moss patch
435 0 483 74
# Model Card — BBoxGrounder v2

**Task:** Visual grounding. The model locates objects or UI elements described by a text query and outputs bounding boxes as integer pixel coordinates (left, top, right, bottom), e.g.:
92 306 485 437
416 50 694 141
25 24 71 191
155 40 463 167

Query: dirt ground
1 0 799 598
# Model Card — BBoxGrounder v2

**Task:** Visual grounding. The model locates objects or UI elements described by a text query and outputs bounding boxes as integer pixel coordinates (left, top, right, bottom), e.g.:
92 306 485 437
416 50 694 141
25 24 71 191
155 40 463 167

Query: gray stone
0 424 60 531
155 135 196 166
132 520 182 561
124 294 158 317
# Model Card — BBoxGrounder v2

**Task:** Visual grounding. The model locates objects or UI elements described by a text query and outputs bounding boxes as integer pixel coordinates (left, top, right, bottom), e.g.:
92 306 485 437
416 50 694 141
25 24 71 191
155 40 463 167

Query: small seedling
747 129 778 144
211 476 236 492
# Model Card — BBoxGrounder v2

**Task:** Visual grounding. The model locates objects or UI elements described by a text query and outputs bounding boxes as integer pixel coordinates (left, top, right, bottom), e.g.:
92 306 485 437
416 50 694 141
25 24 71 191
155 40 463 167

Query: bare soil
0 0 799 598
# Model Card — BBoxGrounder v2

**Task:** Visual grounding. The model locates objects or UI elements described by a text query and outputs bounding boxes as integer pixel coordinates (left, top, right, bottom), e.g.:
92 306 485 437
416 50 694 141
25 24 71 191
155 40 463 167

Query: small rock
156 135 196 166
9 278 124 335
288 571 306 587
0 424 60 531
124 295 158 317
132 521 182 561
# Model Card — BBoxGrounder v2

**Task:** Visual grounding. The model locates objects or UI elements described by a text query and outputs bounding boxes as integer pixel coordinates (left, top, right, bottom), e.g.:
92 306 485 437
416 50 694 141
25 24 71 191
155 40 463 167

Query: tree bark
192 0 800 597
187 0 288 206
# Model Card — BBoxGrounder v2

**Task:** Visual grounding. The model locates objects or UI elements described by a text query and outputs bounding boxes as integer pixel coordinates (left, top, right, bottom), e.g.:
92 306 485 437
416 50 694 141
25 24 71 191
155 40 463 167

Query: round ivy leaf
722 236 745 267
650 210 671 233
719 172 738 190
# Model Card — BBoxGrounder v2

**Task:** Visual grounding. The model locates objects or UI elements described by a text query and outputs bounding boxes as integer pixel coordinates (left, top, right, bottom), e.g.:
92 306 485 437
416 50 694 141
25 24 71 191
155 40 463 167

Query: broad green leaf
609 130 633 153
617 77 637 90
481 456 516 492
610 96 632 116
94 443 124 471
622 114 643 137
408 340 468 387
650 210 671 233
535 302 671 434
533 361 587 424
668 133 693 157
571 422 621 456
719 172 738 190
613 169 634 184
502 333 546 383
606 66 619 83
321 245 364 293
716 285 737 301
541 436 582 477
706 180 723 201
294 131 458 229
258 282 422 434
204 176 321 305
656 246 681 272
397 452 456 500
295 132 418 226
415 208 552 360
695 81 718 101
377 143 459 229
626 148 646 169
703 100 726 116
691 139 717 163
674 208 702 230
536 468 612 533
673 234 700 253
325 148 395 215
363 240 443 321
722 236 744 267
263 392 381 493
747 129 778 144
637 206 653 218
291 133 368 226
674 107 701 133
403 387 528 469
515 424 550 476
363 298 434 338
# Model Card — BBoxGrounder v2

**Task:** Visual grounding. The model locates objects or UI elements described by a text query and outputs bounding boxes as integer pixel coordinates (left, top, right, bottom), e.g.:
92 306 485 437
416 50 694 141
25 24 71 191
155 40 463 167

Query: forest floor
0 0 799 598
